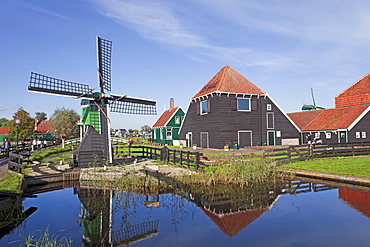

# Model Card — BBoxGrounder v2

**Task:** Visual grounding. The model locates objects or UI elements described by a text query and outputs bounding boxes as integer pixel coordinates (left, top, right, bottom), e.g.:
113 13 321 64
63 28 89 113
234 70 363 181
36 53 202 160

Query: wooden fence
259 142 370 165
113 145 203 170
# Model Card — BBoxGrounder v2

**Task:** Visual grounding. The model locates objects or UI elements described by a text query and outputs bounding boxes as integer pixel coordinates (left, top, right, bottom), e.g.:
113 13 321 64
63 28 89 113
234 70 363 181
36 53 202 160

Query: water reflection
1 179 370 246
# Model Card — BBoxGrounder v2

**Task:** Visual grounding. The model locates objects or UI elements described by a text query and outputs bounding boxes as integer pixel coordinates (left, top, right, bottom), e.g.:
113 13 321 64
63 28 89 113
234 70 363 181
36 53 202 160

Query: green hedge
30 146 72 161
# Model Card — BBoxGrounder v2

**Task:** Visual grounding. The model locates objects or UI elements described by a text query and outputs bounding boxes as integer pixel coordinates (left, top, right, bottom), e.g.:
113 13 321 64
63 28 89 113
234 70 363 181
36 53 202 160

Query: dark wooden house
288 72 370 144
179 66 300 149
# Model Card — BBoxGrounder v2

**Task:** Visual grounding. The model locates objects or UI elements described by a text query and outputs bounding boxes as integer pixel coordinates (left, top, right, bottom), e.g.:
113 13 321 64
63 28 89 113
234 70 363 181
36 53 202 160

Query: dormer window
237 98 250 111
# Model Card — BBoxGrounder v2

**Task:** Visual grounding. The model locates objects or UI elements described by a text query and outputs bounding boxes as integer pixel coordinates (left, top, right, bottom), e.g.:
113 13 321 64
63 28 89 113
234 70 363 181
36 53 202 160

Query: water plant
14 228 73 247
179 159 285 187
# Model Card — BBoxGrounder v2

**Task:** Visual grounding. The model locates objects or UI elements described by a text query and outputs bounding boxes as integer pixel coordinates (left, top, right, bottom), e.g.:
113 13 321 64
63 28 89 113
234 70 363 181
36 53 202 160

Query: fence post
173 149 176 165
180 150 183 166
187 151 190 168
196 152 200 171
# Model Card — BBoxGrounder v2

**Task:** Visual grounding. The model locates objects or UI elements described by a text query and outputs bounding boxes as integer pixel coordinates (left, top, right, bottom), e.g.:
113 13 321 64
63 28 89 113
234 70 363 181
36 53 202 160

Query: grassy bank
282 156 370 177
0 173 22 193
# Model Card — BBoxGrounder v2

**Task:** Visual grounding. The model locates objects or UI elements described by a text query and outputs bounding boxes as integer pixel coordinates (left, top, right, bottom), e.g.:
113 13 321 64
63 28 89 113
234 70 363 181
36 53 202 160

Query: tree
7 108 34 141
141 125 151 131
50 107 80 147
0 117 8 126
35 112 47 121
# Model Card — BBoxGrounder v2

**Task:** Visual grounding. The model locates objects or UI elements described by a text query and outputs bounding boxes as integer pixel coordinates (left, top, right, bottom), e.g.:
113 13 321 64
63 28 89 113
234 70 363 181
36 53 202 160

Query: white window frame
325 132 331 139
175 116 180 124
200 100 208 115
362 131 366 138
166 128 172 140
267 112 274 129
267 104 272 111
154 128 157 139
356 132 361 138
276 131 281 138
237 98 251 111
315 132 320 139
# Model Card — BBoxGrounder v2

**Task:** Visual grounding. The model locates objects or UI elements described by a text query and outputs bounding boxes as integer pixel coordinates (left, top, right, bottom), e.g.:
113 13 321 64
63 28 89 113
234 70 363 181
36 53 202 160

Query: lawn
282 156 370 178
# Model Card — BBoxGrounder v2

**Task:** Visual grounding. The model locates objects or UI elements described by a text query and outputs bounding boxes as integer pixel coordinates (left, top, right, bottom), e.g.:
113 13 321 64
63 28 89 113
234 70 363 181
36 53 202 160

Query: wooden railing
113 145 203 170
253 142 370 165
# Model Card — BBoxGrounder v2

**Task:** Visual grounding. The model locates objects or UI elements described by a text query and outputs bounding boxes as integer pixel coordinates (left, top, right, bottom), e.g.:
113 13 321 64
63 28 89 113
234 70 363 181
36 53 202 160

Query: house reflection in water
339 188 370 219
185 181 335 237
186 184 283 237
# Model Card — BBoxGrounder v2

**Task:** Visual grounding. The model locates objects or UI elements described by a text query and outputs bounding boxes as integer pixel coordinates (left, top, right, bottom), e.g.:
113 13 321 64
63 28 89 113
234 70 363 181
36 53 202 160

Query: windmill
301 88 325 111
28 37 157 168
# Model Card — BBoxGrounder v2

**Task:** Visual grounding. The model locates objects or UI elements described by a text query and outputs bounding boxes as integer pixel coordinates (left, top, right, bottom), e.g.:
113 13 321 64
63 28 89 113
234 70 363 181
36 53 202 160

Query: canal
1 178 370 246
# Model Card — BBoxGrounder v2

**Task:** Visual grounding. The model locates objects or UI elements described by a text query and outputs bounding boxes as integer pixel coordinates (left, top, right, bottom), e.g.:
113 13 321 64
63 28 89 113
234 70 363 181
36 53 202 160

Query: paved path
0 157 8 179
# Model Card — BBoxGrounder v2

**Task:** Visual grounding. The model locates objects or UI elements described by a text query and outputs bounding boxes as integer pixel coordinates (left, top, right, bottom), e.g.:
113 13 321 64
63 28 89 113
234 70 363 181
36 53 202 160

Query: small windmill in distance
301 88 325 111
28 37 157 168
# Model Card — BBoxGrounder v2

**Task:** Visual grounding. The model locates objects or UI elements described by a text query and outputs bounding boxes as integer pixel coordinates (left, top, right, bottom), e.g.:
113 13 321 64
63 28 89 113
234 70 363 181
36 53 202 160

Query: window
315 132 320 139
267 104 272 111
153 129 157 139
356 132 360 138
267 112 274 129
325 132 331 139
362 132 367 138
200 100 208 115
237 98 250 111
175 116 180 124
276 131 281 137
166 128 172 140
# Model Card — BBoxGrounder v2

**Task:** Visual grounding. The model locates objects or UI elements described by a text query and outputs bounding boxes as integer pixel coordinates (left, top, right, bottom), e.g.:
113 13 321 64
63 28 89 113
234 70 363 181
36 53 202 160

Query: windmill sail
97 37 112 93
28 72 92 98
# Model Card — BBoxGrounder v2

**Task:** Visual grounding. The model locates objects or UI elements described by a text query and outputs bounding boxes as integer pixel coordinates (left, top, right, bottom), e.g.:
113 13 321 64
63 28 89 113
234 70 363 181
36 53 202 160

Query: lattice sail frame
29 72 91 97
97 37 112 93
109 99 157 115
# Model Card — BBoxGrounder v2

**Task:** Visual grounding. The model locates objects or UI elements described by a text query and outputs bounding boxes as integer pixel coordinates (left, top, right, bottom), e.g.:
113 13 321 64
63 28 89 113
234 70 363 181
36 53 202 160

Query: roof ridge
219 65 230 90
336 72 370 98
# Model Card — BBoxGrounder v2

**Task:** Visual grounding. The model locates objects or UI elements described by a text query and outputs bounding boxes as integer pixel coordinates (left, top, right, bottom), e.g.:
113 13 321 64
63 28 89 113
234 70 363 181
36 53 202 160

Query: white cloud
90 0 296 70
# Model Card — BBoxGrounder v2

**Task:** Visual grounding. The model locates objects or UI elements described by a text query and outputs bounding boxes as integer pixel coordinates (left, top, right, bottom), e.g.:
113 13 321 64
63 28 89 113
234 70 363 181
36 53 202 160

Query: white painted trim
267 112 275 129
265 93 301 132
237 98 251 112
267 130 275 145
348 106 370 131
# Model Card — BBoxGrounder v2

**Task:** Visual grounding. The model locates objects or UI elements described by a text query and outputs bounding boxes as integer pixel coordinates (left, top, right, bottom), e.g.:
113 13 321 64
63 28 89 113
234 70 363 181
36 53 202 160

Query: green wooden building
152 99 185 146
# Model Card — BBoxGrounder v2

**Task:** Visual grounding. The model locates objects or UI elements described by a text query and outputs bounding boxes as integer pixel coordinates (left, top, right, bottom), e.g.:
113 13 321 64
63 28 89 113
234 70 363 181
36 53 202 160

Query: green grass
30 146 72 161
282 156 370 177
0 173 21 193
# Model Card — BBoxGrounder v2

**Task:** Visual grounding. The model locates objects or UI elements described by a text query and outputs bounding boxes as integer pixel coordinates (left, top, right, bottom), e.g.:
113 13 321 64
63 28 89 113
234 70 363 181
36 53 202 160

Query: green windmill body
81 99 101 132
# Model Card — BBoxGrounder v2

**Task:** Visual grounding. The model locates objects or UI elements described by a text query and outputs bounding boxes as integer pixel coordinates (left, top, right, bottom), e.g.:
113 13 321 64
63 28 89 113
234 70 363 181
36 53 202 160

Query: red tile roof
0 127 10 135
339 188 370 218
288 105 369 131
288 110 324 130
201 207 267 237
35 120 52 134
152 107 179 128
335 73 370 107
192 65 265 99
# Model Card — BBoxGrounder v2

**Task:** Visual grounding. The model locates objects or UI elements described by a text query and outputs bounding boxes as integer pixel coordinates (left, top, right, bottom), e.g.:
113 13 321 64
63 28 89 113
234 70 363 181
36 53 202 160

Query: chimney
170 98 174 109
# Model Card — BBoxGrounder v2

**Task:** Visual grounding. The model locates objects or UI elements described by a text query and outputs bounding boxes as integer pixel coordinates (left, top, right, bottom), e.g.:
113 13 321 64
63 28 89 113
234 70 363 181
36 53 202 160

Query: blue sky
2 0 370 129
